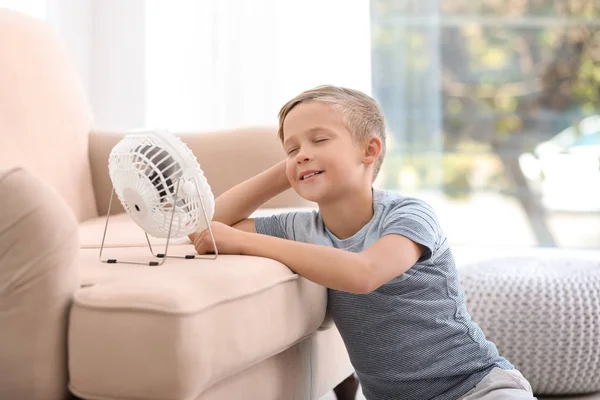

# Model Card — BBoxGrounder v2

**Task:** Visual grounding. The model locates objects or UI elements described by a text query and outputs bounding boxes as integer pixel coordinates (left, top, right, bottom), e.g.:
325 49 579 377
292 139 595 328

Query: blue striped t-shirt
255 189 513 400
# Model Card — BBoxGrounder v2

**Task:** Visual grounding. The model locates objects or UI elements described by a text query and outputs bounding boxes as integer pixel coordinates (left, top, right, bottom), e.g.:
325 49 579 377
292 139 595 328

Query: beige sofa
0 8 353 400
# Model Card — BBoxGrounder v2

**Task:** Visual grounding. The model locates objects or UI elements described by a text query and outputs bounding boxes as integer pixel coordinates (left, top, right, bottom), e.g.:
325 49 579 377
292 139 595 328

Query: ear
362 136 383 166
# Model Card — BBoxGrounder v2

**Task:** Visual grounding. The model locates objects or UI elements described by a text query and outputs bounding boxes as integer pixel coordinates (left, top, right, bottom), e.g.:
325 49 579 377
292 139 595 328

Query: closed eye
287 148 299 155
315 138 329 143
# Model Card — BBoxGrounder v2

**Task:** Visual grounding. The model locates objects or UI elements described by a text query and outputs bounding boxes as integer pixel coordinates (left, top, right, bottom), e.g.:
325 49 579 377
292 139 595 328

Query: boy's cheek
285 165 296 183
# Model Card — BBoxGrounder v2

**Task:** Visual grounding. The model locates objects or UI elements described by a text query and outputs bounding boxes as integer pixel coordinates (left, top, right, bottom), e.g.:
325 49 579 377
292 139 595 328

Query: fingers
192 228 214 254
192 230 205 254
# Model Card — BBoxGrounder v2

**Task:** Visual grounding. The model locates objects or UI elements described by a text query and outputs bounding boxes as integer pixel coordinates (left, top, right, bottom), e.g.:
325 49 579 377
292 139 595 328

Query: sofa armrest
88 127 313 217
0 168 79 400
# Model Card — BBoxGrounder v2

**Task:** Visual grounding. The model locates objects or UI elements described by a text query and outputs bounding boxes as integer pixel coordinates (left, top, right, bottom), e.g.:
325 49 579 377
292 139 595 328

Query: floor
319 388 600 400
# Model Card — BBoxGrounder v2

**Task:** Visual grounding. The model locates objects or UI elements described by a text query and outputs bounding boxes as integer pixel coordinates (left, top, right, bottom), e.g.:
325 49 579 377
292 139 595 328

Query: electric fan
99 129 218 266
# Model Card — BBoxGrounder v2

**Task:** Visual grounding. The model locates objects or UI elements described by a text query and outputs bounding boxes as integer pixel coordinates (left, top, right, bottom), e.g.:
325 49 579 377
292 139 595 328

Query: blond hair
277 85 387 182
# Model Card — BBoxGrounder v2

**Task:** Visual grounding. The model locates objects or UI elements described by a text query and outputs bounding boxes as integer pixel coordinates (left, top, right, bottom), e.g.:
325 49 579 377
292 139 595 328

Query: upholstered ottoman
459 256 600 395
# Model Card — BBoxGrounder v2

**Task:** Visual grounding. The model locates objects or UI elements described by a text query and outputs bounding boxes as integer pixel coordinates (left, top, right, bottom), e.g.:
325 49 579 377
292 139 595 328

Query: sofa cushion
79 212 191 249
0 168 79 400
0 9 97 222
69 246 328 400
196 324 353 400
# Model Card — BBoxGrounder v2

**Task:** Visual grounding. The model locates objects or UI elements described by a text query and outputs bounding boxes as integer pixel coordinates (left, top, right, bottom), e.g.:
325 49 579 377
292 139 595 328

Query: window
371 0 600 249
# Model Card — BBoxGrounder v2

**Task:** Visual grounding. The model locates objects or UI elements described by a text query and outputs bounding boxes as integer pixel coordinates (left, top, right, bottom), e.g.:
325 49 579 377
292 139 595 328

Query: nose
295 147 312 164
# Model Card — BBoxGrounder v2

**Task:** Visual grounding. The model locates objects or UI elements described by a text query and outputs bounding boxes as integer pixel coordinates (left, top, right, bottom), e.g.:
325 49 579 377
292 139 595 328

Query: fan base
99 186 218 266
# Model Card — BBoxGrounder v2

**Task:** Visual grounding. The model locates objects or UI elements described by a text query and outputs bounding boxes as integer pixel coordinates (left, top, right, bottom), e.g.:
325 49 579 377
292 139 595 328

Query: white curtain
144 0 372 131
1 0 371 131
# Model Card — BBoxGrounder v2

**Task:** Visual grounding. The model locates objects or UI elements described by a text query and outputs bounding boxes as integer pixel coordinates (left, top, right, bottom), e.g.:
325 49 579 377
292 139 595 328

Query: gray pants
459 368 537 399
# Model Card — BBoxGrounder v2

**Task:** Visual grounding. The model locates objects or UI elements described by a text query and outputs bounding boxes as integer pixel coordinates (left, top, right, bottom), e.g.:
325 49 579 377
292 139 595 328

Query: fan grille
108 131 214 239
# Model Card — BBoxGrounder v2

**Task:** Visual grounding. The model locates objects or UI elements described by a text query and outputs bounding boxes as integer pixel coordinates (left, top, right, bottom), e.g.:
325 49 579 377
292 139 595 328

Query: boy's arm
192 160 290 236
240 231 424 294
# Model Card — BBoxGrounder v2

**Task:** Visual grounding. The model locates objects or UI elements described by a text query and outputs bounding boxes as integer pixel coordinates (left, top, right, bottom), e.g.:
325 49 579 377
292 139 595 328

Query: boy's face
281 101 369 203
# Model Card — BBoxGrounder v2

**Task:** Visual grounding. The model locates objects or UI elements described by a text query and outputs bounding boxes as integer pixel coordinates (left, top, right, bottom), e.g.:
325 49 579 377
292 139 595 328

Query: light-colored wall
89 0 145 129
46 0 146 130
46 0 92 99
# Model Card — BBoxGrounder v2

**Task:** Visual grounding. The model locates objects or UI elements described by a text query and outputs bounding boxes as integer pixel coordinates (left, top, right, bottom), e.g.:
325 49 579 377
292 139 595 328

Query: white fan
99 129 218 266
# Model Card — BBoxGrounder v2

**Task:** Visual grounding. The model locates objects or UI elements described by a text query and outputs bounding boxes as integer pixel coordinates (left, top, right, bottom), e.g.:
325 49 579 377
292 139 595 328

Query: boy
189 86 536 400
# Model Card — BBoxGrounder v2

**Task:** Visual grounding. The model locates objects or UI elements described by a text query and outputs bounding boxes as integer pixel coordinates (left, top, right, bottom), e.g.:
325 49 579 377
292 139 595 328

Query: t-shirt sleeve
380 198 440 262
254 212 299 240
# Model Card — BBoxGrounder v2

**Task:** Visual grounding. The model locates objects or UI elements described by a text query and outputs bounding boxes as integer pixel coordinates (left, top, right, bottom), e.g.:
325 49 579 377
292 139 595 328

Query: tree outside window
371 0 600 249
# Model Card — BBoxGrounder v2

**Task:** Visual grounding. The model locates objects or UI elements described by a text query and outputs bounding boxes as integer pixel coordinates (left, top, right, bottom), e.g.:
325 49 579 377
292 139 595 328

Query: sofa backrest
0 9 97 222
88 127 315 217
175 128 315 210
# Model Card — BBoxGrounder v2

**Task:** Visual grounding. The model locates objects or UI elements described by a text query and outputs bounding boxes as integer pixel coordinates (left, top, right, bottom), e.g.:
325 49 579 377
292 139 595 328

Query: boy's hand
190 221 247 255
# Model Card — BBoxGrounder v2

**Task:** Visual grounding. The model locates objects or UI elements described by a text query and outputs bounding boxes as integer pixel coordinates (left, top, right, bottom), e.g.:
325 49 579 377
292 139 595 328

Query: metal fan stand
99 178 218 266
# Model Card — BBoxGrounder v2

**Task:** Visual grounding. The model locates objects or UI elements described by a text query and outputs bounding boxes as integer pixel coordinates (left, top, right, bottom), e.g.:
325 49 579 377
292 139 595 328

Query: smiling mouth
300 171 324 180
